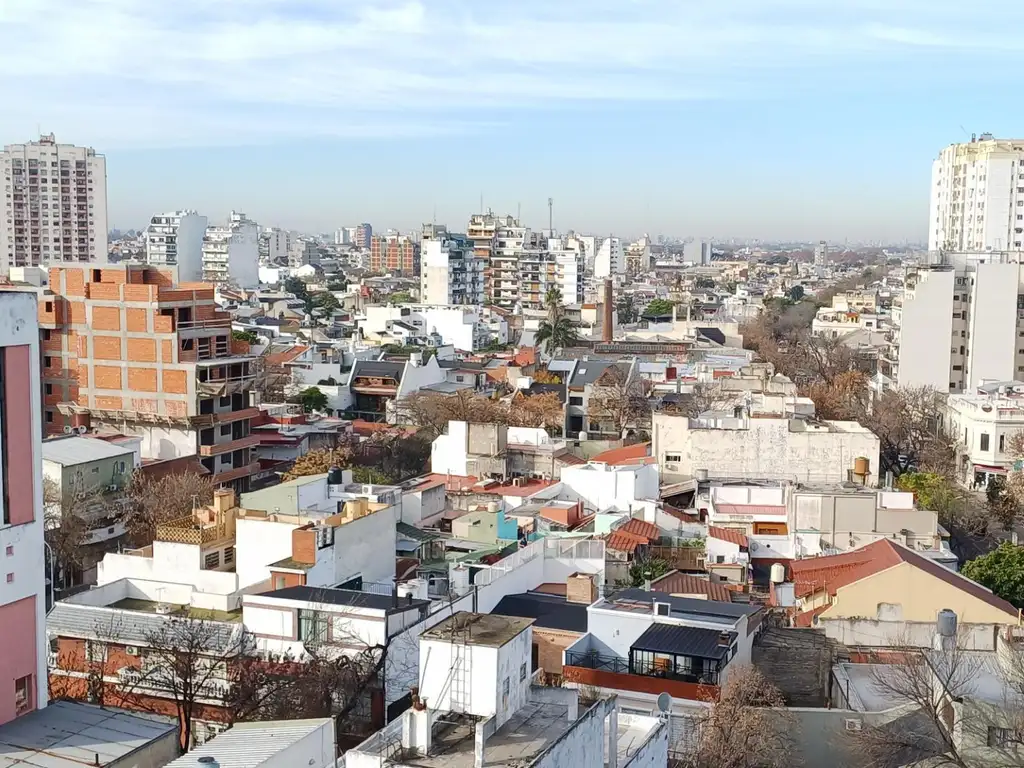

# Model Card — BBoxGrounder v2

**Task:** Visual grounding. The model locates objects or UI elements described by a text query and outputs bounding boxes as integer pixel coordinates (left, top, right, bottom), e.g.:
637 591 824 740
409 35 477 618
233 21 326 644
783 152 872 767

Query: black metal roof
607 588 759 619
695 327 726 345
631 623 737 660
492 592 589 633
351 360 404 381
258 585 429 613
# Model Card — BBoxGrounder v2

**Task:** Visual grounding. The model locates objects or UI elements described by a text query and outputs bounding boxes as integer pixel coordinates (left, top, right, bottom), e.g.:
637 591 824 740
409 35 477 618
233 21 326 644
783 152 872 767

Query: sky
2 0 1024 243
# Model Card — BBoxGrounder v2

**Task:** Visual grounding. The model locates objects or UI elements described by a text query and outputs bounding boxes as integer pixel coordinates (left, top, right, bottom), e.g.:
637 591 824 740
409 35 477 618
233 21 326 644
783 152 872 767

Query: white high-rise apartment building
814 240 828 267
261 227 290 264
518 239 583 309
421 233 484 305
929 135 1024 252
0 134 108 274
202 211 259 287
144 210 207 280
887 252 1024 393
594 236 624 278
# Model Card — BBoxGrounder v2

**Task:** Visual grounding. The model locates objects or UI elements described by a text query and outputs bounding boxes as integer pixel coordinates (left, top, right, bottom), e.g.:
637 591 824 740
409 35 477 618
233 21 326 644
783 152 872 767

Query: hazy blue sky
3 0 1023 242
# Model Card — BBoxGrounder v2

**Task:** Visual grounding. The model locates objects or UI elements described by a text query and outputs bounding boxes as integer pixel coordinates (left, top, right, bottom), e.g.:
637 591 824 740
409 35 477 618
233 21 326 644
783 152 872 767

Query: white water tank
770 563 786 584
450 565 470 596
397 578 429 602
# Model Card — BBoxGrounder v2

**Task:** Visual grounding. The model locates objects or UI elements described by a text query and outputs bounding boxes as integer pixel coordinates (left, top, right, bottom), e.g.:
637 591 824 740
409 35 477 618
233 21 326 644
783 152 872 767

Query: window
221 425 231 436
204 551 221 569
298 610 329 645
987 726 1022 747
44 383 52 395
520 662 527 681
981 433 990 451
90 466 99 474
664 453 682 463
114 461 126 475
219 396 231 407
569 396 583 406
1000 435 1006 452
45 411 53 424
14 674 31 715
502 677 510 710
86 640 106 663
224 546 235 565
953 365 963 371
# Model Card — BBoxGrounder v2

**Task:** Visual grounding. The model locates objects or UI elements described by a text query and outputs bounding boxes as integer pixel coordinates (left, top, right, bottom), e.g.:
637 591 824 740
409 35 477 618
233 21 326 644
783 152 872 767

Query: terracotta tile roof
591 442 652 465
789 539 1019 619
616 518 661 542
415 473 481 492
266 345 308 366
708 526 749 548
490 478 557 497
651 571 733 602
558 453 587 466
793 604 829 627
605 530 648 554
714 503 786 516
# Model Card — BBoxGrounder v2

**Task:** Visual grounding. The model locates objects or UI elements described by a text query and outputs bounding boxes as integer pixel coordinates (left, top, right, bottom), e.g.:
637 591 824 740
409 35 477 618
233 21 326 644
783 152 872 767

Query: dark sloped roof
695 327 727 345
632 623 737 660
257 585 429 613
606 588 759 619
397 522 440 542
569 361 629 387
491 592 589 633
351 360 404 381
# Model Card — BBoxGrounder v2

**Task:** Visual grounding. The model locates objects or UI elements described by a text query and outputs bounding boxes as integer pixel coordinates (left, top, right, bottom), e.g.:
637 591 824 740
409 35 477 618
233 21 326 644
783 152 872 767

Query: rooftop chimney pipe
602 278 614 343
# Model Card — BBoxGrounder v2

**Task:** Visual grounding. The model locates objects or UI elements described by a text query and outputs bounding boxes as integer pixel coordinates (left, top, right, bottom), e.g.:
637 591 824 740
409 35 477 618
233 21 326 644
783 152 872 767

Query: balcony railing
198 434 259 457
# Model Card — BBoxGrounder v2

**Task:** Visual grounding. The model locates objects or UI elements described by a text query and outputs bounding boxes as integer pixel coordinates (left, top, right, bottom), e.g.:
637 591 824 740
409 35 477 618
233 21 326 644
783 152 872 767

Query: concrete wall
532 701 606 768
653 413 879 484
234 518 297 589
896 268 955 390
621 714 669 768
967 262 1019 387
418 637 498 717
257 720 336 768
558 463 659 513
821 617 999 650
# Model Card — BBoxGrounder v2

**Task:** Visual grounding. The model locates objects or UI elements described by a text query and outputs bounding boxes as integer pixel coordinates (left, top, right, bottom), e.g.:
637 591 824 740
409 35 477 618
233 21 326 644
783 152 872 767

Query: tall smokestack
602 278 614 343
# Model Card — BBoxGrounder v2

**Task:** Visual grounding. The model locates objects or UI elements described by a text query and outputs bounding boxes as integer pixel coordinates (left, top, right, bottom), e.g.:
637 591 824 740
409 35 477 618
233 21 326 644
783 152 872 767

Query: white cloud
1 0 1021 146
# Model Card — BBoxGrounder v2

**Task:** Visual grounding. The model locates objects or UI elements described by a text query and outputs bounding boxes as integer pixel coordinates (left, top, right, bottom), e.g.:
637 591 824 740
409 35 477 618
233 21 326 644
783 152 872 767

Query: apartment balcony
198 434 259 457
191 407 261 428
563 651 720 703
156 515 232 546
211 461 260 485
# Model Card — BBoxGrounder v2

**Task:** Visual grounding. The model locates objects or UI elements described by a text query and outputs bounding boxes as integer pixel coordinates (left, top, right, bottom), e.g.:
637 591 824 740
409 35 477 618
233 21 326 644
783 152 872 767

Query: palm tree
536 315 579 354
543 287 563 316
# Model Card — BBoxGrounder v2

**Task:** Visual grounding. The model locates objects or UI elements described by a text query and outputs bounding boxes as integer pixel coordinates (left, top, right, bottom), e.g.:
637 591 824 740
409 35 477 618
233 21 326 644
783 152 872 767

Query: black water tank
327 466 344 485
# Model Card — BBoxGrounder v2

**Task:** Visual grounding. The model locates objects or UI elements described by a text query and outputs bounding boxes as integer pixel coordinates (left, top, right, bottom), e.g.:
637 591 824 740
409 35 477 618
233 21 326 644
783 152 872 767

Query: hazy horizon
4 0 1024 241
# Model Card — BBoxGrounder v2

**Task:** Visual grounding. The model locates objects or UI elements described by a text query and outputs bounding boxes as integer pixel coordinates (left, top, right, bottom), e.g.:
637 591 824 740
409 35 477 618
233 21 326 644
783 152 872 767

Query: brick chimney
602 279 614 343
291 524 317 565
566 572 597 605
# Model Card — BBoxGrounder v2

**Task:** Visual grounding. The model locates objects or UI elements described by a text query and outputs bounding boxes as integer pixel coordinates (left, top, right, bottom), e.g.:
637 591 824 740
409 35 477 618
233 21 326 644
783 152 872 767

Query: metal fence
565 650 630 674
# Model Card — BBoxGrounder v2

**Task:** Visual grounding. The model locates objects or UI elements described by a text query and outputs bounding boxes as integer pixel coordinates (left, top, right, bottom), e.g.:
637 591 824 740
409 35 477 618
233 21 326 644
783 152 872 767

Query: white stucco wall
234 518 298 588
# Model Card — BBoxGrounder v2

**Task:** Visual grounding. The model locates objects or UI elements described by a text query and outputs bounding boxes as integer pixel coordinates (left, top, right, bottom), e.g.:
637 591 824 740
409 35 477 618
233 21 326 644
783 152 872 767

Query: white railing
473 539 544 587
544 538 605 561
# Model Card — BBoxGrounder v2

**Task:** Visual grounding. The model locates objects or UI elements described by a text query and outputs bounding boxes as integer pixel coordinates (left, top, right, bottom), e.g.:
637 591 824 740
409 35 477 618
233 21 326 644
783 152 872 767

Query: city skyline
4 0 1024 240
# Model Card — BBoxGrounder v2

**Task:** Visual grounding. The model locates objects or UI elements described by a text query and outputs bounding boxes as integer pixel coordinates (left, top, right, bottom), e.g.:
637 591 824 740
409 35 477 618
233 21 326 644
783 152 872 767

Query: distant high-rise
144 210 207 280
929 135 1024 252
594 237 624 278
201 211 259 287
814 240 828 267
0 134 108 274
355 223 372 249
370 234 419 275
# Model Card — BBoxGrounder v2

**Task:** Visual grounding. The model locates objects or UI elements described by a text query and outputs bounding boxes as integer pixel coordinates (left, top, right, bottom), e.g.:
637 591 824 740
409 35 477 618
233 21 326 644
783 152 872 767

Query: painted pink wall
4 345 34 525
0 596 38 725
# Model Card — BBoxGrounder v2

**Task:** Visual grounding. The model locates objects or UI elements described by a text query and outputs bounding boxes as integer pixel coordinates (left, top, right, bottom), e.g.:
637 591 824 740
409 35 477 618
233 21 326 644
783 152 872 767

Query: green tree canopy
231 329 259 344
628 555 669 587
962 542 1024 608
296 386 329 413
535 315 579 354
787 285 805 302
642 299 675 317
390 291 413 304
313 292 340 314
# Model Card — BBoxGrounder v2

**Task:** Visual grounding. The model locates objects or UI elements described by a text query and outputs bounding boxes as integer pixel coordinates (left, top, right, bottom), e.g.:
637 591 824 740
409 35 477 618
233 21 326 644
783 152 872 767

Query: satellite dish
657 692 672 713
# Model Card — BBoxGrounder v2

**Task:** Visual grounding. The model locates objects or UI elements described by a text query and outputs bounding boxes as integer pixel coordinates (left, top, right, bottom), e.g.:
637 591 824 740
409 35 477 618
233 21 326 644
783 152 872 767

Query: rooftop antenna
548 197 553 236
517 202 521 226
479 192 484 215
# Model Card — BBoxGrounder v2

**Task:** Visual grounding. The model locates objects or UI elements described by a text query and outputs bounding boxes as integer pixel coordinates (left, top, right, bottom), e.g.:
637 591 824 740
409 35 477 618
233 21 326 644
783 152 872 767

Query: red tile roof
558 453 587 466
591 442 651 465
651 571 733 602
793 604 830 628
266 345 308 366
714 503 786 516
490 478 557 497
790 539 1018 619
605 530 648 554
708 526 749 548
396 557 419 581
616 518 661 542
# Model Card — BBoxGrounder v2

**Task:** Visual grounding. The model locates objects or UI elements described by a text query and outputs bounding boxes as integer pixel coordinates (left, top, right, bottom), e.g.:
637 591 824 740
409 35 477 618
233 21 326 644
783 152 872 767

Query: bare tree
677 382 738 418
281 445 356 482
122 471 215 547
674 666 796 768
587 365 652 437
858 386 953 479
43 477 102 588
400 390 564 439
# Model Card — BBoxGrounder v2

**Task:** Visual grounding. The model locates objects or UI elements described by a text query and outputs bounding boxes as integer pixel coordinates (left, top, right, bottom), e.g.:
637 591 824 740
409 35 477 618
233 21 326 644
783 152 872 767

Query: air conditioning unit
844 718 863 732
125 645 139 656
107 484 119 492
154 603 174 615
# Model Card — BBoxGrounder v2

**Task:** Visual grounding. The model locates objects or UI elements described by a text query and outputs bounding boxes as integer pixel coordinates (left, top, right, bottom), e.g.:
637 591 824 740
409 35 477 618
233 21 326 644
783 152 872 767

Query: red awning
973 463 1008 474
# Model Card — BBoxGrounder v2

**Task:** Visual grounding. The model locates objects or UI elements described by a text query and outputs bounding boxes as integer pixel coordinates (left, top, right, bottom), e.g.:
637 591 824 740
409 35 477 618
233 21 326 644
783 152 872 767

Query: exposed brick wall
163 370 188 394
127 367 158 392
126 308 149 332
270 570 306 589
161 339 174 363
95 396 124 410
93 366 122 390
166 401 187 418
91 306 121 331
534 628 581 674
291 527 316 564
92 336 122 360
69 301 86 324
131 398 159 413
127 338 156 362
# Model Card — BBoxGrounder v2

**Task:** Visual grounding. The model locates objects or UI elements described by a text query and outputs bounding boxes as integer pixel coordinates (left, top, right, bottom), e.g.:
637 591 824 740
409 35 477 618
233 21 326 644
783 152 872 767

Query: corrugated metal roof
0 701 175 768
164 719 334 768
42 436 134 466
47 603 242 653
631 623 737 660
